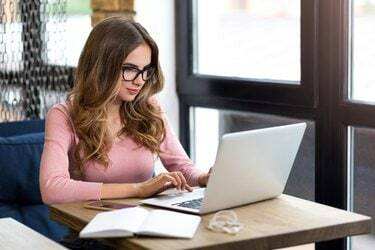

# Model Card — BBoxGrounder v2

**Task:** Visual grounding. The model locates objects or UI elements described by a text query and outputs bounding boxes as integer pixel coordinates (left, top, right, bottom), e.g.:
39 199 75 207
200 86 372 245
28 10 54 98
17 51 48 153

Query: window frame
176 0 318 108
176 0 375 249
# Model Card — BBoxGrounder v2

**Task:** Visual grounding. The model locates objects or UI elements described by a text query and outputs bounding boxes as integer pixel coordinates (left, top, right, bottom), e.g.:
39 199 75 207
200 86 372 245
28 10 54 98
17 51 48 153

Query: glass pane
350 0 375 102
0 0 22 72
195 0 300 82
46 0 91 66
191 107 315 201
349 127 375 249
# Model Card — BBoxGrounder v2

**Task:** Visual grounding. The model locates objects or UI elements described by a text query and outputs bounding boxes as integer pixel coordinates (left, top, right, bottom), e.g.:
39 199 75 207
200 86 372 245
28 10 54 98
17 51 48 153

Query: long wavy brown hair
67 17 165 172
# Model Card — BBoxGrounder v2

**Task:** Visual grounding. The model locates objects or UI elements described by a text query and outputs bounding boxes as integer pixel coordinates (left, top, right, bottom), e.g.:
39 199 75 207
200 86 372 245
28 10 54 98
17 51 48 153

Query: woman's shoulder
46 101 73 123
45 102 78 145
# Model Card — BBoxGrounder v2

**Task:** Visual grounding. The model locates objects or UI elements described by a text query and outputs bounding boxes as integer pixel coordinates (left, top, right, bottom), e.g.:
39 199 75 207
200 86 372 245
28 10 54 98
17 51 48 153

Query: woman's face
117 43 152 102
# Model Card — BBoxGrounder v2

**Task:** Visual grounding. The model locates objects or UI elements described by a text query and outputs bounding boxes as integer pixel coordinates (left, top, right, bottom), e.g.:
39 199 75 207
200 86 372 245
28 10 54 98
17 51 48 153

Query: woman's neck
106 102 123 139
107 102 121 122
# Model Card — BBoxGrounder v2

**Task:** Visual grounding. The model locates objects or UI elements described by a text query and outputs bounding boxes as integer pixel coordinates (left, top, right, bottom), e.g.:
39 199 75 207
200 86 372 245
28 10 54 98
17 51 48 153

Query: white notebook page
137 209 201 238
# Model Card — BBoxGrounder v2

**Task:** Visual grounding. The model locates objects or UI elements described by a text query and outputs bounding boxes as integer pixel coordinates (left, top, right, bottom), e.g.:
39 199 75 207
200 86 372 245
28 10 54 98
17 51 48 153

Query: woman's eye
124 67 138 72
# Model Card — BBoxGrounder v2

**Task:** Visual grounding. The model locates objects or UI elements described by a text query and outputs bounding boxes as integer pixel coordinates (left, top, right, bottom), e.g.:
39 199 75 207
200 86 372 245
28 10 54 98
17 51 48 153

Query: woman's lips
126 88 139 95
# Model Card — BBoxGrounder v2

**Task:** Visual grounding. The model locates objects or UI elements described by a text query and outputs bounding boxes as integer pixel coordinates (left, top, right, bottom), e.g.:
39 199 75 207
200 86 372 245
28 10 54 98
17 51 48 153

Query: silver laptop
141 122 306 214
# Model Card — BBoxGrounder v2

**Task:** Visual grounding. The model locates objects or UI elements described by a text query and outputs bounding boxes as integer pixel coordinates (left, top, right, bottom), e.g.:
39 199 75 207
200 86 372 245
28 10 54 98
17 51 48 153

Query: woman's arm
157 104 209 187
101 172 193 199
39 105 103 204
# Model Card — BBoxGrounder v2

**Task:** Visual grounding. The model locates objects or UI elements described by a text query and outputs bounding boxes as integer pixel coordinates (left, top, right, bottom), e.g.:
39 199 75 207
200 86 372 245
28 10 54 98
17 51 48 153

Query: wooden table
0 217 67 250
49 194 371 250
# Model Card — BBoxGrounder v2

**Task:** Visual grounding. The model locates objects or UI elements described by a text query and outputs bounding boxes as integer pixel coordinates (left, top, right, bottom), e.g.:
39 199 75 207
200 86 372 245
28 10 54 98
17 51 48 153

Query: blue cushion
0 132 44 204
0 131 68 241
0 120 45 137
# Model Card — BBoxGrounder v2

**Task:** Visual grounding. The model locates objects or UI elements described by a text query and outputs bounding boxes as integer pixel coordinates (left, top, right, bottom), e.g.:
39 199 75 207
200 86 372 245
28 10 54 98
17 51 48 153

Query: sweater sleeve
158 105 204 186
39 104 102 204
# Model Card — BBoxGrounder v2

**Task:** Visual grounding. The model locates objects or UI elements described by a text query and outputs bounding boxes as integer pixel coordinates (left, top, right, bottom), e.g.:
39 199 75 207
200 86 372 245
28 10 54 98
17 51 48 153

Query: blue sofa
0 120 68 241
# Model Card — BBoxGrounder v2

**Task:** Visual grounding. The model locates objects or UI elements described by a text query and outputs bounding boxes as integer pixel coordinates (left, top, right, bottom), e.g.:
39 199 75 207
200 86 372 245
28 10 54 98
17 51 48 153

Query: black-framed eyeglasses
121 65 155 81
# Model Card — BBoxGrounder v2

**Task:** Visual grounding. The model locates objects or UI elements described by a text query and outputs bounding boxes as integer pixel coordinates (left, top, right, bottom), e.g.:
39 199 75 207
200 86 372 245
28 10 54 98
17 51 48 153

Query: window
348 127 375 249
0 0 74 121
46 0 91 66
40 0 92 116
350 0 375 102
192 107 315 201
177 0 375 249
65 0 91 66
195 0 301 82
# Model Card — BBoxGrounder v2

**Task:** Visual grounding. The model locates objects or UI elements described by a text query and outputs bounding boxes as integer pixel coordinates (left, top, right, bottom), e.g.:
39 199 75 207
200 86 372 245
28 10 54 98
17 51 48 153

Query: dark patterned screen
0 0 74 121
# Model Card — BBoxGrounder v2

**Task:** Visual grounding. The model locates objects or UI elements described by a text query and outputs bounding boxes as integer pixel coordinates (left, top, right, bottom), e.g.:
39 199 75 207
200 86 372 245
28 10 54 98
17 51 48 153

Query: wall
135 0 177 172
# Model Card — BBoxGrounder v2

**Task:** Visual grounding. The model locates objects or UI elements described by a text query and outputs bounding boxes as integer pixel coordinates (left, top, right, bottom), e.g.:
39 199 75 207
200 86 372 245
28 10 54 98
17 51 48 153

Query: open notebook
79 206 201 239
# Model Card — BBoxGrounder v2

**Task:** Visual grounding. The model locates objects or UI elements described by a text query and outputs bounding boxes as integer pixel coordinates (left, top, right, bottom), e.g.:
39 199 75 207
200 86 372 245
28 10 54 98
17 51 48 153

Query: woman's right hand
134 171 193 198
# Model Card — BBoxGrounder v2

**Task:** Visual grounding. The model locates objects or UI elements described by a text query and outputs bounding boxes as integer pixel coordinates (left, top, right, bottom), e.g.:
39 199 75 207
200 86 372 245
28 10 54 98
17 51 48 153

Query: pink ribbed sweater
39 103 203 204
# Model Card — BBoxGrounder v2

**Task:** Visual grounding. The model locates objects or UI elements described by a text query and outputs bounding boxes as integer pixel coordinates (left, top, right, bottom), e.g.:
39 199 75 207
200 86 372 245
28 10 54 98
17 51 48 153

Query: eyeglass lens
122 66 154 81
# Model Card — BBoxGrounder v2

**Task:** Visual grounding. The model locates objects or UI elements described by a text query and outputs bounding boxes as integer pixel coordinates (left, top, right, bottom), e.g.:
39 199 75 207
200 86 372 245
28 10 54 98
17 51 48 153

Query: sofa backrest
0 119 68 241
0 119 45 137
0 132 45 204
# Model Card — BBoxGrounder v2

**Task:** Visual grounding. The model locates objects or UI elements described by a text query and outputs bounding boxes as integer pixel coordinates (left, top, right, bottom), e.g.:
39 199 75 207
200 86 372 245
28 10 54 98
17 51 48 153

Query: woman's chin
121 95 137 102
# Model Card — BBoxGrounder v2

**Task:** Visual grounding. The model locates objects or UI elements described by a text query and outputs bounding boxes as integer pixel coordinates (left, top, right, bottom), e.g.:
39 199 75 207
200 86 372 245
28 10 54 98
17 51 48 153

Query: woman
40 16 210 204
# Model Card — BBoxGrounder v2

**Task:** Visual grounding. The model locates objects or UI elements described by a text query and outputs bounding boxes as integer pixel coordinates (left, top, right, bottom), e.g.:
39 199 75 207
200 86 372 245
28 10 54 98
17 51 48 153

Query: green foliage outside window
66 0 91 15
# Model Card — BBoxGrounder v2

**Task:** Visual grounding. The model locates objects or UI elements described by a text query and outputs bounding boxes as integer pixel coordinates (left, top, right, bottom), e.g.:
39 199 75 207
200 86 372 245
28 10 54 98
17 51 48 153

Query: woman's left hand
198 167 212 187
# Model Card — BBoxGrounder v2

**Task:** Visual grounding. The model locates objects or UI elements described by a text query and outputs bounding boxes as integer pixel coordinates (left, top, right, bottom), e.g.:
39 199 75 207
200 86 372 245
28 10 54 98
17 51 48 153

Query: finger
185 184 193 192
158 182 175 193
155 182 175 194
170 172 183 190
175 171 188 191
150 182 174 197
159 174 178 188
151 175 176 195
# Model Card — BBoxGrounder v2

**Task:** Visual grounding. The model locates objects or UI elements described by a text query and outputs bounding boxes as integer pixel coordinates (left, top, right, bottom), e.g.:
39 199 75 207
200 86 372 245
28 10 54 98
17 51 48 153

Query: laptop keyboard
173 198 203 209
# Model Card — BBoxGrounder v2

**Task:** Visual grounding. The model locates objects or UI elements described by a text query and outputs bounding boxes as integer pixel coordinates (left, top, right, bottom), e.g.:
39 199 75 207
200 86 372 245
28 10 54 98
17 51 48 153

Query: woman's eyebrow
122 63 152 69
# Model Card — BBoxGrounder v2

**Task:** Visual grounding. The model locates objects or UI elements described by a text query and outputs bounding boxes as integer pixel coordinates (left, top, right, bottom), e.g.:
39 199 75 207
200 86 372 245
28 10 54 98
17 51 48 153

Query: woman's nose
133 73 145 86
